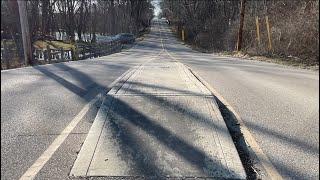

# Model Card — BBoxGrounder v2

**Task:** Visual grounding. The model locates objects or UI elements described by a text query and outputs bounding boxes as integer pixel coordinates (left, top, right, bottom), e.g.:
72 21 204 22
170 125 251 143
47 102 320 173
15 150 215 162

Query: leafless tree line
1 0 154 42
162 0 319 64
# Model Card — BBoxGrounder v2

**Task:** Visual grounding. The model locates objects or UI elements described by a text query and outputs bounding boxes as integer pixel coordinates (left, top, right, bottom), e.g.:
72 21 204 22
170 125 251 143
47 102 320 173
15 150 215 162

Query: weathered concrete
70 53 246 179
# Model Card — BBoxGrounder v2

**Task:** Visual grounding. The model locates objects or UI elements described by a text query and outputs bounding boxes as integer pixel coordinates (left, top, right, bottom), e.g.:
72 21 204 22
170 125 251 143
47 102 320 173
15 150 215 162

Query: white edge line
186 66 283 180
70 68 138 177
18 20 174 179
158 20 282 179
19 94 100 180
69 51 164 177
19 66 137 180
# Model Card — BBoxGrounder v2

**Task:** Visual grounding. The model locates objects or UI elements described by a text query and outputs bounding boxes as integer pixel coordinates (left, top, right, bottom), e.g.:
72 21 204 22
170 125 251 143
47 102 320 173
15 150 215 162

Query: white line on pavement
18 45 163 179
19 66 138 180
158 20 283 180
19 94 101 180
187 65 283 180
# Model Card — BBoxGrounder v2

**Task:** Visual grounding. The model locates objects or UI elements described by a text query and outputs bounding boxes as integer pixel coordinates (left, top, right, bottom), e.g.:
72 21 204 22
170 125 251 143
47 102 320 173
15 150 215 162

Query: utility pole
182 29 185 41
255 16 261 45
265 16 273 51
17 0 33 65
91 3 97 43
236 0 246 51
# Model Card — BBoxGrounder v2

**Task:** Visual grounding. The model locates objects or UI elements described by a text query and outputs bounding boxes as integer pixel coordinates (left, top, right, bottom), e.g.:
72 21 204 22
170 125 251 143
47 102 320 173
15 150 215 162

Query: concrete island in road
2 19 318 180
70 52 246 179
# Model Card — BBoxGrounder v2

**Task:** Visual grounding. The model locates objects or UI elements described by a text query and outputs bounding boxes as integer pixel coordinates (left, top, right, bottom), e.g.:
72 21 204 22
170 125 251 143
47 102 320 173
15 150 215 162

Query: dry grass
217 51 319 71
166 0 319 68
33 40 75 50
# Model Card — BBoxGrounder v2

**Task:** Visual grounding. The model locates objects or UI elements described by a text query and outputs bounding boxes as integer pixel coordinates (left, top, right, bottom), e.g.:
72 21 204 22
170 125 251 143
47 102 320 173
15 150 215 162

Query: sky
151 0 162 17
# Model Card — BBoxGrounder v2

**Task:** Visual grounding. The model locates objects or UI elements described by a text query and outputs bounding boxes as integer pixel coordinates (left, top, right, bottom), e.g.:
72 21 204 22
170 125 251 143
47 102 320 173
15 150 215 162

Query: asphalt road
158 20 319 179
1 19 319 180
1 23 162 179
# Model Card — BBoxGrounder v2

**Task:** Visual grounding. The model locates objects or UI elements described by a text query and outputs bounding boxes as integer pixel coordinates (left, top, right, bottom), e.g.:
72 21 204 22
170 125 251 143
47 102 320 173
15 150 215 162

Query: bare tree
162 0 319 64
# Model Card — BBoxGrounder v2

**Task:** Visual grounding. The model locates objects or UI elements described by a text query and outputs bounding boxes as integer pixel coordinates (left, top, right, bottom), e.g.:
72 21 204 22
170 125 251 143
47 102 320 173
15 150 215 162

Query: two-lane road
1 19 319 179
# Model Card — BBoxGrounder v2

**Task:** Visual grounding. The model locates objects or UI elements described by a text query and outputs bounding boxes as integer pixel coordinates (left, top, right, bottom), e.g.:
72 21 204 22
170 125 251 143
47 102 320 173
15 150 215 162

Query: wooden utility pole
17 0 33 65
91 3 97 43
182 29 185 41
265 16 273 51
236 0 246 51
255 16 261 45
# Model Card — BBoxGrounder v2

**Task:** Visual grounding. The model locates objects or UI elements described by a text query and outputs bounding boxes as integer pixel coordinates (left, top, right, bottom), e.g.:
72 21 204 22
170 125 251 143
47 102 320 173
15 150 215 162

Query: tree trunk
236 0 246 51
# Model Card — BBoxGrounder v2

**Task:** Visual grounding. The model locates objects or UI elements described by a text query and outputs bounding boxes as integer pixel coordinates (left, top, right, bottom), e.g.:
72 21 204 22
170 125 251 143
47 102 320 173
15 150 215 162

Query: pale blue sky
152 0 161 17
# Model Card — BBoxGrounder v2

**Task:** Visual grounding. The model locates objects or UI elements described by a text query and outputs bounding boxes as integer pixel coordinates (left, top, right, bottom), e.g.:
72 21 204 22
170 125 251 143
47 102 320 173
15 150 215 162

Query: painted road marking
188 67 283 180
19 43 164 179
19 94 101 180
19 67 137 180
70 50 246 178
158 19 283 180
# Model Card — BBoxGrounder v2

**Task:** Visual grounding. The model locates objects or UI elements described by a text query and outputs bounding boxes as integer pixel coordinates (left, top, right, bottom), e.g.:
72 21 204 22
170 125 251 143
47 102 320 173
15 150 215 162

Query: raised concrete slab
70 54 246 179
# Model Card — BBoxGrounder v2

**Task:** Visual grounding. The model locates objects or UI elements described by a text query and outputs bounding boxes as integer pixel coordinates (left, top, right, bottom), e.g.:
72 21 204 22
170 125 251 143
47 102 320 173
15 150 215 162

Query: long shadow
270 155 317 179
118 81 207 96
114 81 318 178
106 107 166 179
106 94 241 178
116 81 230 137
33 66 88 97
245 121 319 155
33 63 111 102
31 20 313 178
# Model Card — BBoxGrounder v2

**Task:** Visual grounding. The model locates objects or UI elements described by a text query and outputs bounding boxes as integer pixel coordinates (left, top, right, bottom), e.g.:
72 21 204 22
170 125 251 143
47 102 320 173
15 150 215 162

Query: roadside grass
185 41 319 71
1 40 16 47
33 40 75 50
137 27 151 41
1 28 150 70
218 51 319 71
169 26 319 71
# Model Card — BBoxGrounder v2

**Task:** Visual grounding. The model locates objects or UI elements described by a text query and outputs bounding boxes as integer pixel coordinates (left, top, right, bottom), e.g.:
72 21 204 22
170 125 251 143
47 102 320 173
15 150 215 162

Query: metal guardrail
33 40 122 62
1 39 123 70
34 47 73 63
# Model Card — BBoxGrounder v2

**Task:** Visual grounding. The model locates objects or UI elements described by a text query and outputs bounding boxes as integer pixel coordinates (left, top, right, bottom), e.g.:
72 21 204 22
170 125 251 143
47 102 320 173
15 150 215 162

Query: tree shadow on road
33 63 112 102
104 93 241 179
32 59 315 179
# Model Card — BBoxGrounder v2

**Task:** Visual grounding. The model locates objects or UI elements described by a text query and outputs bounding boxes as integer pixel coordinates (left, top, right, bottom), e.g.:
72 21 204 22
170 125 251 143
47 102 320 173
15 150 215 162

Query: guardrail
34 40 122 63
34 47 73 63
1 39 123 70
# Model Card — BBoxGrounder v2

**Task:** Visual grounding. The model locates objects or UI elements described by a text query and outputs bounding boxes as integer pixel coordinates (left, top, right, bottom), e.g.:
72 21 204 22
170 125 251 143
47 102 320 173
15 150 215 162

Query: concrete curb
70 51 247 178
69 67 137 177
70 51 163 177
